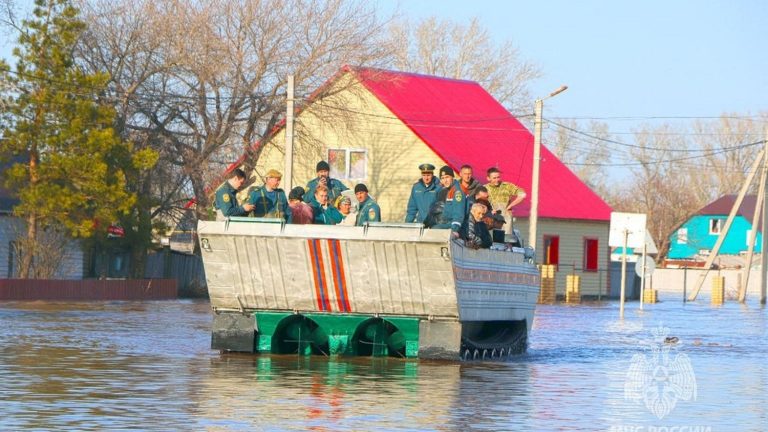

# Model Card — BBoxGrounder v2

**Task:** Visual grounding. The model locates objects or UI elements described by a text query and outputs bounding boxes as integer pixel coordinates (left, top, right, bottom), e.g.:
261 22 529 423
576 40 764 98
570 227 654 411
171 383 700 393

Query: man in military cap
354 183 381 226
247 169 289 221
214 168 255 220
424 165 467 233
405 163 440 223
304 160 349 204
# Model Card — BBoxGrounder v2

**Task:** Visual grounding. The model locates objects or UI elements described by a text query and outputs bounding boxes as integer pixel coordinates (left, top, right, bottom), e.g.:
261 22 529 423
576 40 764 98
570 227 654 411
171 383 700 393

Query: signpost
609 212 647 318
636 232 657 310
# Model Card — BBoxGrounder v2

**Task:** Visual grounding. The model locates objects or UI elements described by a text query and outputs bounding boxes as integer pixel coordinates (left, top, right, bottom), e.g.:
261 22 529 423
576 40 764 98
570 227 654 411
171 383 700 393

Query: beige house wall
517 217 610 296
247 73 447 222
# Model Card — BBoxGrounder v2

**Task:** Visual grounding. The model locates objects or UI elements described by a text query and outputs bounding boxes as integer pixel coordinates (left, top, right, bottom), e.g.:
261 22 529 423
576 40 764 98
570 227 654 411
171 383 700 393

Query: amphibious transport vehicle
198 218 540 360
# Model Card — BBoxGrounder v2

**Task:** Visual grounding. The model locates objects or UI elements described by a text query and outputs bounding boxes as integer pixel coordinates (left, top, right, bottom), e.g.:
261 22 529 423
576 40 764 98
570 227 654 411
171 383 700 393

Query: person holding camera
303 160 348 204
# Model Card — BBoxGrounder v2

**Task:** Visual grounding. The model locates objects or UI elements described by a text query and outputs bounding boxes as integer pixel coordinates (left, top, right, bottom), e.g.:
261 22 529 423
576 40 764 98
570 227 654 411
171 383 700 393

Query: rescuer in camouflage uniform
247 169 289 222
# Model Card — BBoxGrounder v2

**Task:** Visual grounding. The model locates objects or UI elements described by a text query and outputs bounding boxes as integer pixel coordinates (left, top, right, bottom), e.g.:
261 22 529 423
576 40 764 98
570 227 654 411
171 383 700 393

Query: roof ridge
346 65 482 86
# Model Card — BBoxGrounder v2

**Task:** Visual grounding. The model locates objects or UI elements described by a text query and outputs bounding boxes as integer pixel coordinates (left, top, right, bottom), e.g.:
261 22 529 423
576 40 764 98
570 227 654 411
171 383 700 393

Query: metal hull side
198 221 459 318
450 240 539 328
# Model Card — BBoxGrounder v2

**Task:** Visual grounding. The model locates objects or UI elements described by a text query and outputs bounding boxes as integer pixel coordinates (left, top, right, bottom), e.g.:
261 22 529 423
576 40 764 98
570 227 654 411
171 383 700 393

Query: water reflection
0 300 765 431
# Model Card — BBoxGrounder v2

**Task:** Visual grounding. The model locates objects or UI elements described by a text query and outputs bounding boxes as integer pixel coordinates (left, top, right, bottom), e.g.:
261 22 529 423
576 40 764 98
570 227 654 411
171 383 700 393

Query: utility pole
739 148 766 302
284 75 295 192
762 128 768 305
688 149 765 300
530 85 567 254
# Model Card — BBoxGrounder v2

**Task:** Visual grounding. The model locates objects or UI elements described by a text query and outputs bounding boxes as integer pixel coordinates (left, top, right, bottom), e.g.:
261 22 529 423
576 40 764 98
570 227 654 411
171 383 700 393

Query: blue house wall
668 215 762 259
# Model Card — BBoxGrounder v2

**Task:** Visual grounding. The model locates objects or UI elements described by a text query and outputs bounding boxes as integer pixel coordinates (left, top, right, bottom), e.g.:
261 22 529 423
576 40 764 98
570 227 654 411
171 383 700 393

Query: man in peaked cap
405 163 440 223
247 169 289 221
304 160 349 205
354 183 381 226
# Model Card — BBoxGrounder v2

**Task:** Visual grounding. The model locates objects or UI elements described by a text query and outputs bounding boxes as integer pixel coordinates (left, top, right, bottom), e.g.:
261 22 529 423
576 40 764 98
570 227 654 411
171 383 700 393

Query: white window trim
677 227 688 244
328 148 367 180
709 218 722 235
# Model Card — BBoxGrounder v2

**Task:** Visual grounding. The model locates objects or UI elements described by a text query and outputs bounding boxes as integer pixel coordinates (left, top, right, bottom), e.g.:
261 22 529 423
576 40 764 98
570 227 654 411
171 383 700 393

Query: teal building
668 195 762 259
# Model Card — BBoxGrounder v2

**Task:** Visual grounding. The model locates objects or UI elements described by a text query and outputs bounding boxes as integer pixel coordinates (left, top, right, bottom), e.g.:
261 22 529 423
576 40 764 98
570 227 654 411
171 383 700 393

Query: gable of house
351 68 611 222
243 67 611 223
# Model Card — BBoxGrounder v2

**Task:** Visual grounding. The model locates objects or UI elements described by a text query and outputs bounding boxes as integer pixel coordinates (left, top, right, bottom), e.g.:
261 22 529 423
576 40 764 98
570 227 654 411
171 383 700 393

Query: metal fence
0 278 177 301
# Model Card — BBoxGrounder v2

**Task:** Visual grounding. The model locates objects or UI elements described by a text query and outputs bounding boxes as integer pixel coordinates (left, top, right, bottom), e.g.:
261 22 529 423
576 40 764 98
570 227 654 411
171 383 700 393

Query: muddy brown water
0 299 765 431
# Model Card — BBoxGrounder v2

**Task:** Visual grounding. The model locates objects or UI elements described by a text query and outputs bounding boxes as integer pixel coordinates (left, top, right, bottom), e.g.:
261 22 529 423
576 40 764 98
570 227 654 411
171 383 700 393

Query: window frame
709 218 722 235
327 148 367 180
542 235 560 267
583 237 599 272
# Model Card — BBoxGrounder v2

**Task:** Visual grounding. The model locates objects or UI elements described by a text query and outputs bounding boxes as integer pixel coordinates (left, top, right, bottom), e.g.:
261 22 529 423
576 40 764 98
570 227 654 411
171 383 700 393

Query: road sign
635 256 656 278
609 212 647 248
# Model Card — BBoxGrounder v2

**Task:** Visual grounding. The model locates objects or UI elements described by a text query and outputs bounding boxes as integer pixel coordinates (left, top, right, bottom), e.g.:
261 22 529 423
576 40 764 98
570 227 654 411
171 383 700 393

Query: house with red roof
236 66 613 296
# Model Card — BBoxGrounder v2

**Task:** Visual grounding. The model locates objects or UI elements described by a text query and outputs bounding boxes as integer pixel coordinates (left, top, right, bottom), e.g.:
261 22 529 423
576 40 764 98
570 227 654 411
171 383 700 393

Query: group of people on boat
214 161 380 227
214 160 526 249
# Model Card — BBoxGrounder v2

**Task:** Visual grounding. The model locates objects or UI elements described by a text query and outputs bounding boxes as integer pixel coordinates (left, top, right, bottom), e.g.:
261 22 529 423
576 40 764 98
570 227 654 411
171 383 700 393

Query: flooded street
0 299 765 431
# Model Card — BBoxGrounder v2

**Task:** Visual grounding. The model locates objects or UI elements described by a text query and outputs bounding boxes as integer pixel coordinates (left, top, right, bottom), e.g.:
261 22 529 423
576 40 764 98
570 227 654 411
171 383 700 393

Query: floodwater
0 299 765 431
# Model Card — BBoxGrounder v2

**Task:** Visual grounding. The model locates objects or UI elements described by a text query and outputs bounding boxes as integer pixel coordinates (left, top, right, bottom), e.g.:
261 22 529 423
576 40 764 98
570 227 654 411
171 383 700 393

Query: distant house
0 160 129 279
668 194 763 263
219 66 613 295
0 179 87 279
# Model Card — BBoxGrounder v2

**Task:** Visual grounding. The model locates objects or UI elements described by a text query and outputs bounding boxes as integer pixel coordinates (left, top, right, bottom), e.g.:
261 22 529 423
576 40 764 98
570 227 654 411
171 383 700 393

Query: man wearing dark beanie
354 183 381 226
304 160 349 204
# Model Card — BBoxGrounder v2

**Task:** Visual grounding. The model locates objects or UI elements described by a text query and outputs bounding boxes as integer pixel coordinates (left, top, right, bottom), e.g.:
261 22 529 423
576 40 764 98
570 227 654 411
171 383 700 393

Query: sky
381 0 767 123
2 0 766 128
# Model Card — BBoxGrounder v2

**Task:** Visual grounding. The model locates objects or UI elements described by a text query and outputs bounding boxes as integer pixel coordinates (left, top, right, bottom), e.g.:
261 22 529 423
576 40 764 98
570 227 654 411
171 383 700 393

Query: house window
543 235 559 266
746 229 752 246
583 238 599 272
709 219 722 235
328 148 367 180
677 228 688 244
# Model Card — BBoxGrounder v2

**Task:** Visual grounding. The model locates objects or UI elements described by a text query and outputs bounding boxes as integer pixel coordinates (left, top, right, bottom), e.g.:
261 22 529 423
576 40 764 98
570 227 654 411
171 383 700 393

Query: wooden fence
145 250 207 297
0 278 177 300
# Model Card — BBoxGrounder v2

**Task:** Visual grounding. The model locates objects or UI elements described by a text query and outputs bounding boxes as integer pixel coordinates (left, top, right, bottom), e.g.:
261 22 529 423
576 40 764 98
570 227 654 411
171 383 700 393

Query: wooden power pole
688 149 765 301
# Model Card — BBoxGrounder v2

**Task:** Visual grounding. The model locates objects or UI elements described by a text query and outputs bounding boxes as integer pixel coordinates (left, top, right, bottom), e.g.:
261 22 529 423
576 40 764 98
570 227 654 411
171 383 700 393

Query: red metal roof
351 67 612 221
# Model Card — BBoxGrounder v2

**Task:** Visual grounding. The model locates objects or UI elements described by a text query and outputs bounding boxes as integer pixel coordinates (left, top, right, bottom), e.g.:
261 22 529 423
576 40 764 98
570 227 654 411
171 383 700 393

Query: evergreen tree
0 0 156 278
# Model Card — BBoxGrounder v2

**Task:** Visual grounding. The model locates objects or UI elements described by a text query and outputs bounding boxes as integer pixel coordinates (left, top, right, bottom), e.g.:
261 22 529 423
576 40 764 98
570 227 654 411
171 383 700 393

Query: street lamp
529 85 568 255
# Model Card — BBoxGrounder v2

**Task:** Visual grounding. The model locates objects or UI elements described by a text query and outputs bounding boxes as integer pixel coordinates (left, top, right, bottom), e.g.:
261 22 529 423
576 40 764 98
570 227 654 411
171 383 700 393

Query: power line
565 139 765 167
547 119 764 152
550 115 768 122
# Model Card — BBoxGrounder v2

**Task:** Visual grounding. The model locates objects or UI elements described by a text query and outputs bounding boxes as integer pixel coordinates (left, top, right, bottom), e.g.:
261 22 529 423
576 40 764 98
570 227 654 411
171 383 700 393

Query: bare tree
388 16 541 114
549 119 612 196
607 124 703 260
76 0 396 225
690 113 766 200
